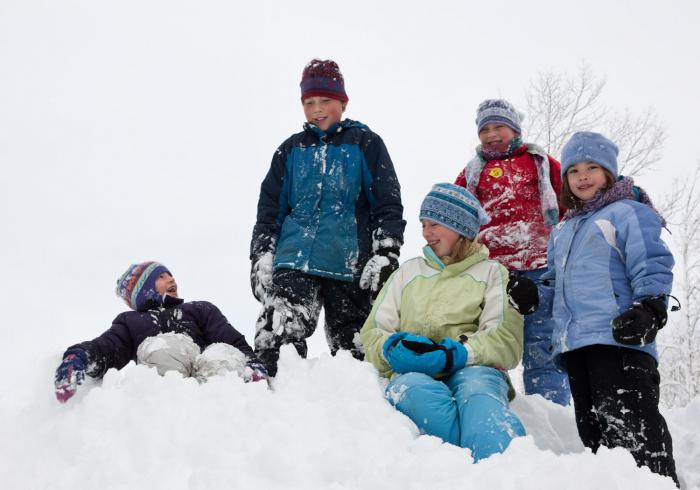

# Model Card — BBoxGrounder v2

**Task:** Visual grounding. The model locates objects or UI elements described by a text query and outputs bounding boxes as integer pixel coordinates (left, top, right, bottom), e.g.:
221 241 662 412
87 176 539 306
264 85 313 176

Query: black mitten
612 296 668 345
506 272 539 315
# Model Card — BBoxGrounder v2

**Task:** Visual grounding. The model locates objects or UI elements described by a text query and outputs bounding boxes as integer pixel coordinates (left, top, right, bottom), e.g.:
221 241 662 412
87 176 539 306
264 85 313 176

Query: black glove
359 247 400 300
506 272 539 315
612 296 668 345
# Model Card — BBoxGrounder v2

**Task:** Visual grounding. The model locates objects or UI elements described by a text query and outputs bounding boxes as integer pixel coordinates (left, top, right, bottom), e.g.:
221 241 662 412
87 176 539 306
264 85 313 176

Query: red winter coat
455 145 564 271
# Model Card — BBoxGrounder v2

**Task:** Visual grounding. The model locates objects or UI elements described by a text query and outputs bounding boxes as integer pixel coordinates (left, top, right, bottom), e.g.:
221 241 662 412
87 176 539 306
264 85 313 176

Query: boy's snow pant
385 366 526 462
136 333 248 382
564 345 679 487
521 267 570 405
254 268 371 376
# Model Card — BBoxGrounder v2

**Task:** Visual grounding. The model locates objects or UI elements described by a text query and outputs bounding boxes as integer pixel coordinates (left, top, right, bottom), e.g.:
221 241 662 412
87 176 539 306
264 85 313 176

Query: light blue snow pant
522 268 570 406
386 366 526 461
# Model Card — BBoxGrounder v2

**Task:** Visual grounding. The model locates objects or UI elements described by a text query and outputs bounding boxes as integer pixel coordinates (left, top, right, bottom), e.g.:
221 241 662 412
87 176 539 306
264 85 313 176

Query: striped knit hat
115 261 170 311
300 59 349 103
420 183 490 240
475 99 522 134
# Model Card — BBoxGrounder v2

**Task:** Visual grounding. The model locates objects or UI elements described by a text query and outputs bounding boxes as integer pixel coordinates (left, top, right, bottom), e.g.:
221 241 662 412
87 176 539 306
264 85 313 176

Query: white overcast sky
1 0 698 376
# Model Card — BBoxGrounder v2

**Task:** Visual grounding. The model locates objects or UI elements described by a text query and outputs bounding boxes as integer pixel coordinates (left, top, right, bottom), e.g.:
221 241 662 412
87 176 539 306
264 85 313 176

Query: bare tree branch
523 62 664 177
605 108 666 176
659 161 700 406
525 62 606 156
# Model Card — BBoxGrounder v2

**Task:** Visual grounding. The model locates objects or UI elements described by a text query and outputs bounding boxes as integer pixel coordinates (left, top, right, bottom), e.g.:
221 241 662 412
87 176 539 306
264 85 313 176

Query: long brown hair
559 168 616 210
441 236 481 265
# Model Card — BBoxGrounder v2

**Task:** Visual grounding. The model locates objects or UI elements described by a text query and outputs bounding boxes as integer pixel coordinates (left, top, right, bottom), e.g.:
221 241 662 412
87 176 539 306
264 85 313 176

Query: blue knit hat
476 99 522 134
115 261 170 311
419 183 490 240
561 131 619 178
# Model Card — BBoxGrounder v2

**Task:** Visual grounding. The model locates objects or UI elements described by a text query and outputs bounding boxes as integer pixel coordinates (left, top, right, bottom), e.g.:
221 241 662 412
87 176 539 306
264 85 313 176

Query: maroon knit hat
300 59 349 103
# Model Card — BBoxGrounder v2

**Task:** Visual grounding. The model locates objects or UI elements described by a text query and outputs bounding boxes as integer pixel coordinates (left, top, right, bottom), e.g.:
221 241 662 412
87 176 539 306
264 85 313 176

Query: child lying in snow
54 261 267 403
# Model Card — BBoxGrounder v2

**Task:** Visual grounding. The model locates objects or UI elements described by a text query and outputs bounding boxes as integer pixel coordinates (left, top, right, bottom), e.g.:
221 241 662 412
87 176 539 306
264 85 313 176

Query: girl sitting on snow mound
360 183 526 462
54 262 268 403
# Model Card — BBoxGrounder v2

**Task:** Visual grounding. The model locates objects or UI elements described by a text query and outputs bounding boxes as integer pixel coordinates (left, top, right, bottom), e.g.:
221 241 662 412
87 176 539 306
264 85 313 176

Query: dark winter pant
522 268 570 405
254 269 371 376
564 345 678 487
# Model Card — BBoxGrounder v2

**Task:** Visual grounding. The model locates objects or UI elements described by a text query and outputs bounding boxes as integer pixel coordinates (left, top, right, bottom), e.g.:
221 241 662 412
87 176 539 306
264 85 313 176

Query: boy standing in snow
54 261 267 403
454 99 570 405
549 132 678 485
250 59 405 376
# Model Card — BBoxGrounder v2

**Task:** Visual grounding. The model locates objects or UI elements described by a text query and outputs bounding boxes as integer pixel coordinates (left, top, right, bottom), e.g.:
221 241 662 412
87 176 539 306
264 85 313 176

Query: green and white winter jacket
360 244 524 390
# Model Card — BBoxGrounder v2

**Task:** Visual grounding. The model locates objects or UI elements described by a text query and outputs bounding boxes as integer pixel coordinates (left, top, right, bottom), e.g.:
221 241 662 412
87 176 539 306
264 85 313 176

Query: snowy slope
2 347 696 490
1 3 700 489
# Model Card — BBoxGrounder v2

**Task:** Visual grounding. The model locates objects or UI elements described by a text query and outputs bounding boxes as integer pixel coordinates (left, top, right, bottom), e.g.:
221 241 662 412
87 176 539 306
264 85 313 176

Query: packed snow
1 347 697 489
2 1 700 489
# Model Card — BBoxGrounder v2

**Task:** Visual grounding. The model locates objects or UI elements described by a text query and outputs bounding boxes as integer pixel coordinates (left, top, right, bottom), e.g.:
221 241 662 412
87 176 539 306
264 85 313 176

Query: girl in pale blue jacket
547 131 678 486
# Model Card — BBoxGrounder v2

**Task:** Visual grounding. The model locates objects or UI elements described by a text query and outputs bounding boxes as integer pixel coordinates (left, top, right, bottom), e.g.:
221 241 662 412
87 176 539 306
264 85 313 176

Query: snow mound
0 347 690 489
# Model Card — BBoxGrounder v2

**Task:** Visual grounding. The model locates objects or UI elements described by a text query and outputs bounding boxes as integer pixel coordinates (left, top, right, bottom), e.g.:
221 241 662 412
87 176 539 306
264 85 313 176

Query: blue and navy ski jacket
251 119 405 281
66 299 259 378
546 199 674 366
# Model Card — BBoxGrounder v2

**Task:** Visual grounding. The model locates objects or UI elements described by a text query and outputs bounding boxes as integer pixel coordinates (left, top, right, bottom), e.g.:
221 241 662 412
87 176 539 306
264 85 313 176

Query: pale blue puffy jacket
546 199 674 366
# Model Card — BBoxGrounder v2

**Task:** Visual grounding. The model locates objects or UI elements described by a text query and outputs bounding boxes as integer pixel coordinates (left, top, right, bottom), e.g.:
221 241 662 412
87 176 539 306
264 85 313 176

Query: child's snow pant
136 333 248 382
386 366 526 461
254 268 371 376
564 345 678 487
521 267 570 405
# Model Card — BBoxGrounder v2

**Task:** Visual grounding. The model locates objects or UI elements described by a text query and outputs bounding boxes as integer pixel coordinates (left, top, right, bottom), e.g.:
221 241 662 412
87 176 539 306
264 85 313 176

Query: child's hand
250 252 274 302
243 361 270 386
359 248 399 300
382 333 467 376
54 348 88 403
383 332 431 374
434 338 468 375
612 296 668 345
506 272 539 315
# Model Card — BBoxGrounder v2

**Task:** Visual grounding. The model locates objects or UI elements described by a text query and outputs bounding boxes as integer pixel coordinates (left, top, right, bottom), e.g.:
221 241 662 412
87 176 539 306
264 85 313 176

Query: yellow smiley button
489 167 504 178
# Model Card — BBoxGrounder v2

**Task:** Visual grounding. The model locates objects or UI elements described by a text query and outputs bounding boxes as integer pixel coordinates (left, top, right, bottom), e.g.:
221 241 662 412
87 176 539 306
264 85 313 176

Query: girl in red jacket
454 99 570 405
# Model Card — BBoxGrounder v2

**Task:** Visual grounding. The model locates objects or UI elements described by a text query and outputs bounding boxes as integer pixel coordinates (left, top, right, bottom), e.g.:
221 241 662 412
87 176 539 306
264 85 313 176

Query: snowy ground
2 3 700 489
3 347 697 490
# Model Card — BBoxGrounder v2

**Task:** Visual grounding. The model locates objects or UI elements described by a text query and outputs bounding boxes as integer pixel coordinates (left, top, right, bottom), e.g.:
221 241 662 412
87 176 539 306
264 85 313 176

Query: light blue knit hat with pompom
419 183 490 240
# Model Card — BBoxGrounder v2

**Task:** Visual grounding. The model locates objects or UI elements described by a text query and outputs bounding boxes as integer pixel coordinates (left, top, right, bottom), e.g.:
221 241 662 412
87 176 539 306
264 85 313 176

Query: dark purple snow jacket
65 297 259 378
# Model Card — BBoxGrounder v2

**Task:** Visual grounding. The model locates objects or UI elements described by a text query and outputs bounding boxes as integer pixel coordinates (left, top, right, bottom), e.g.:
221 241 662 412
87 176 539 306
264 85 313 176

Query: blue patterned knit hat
115 261 170 311
476 99 522 134
419 183 490 240
561 131 619 178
